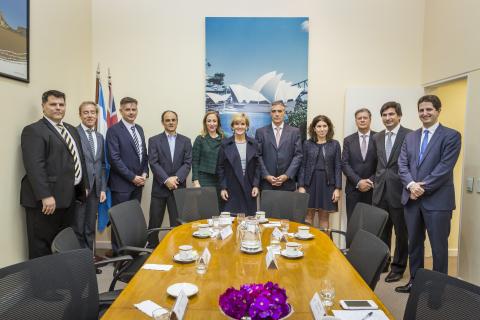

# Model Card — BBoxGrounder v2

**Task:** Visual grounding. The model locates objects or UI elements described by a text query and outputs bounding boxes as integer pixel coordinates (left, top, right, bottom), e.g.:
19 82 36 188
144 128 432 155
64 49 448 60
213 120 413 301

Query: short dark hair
380 101 402 116
78 101 98 114
308 115 334 141
354 108 372 118
417 94 441 111
120 97 138 106
271 100 286 108
42 90 65 104
161 110 178 122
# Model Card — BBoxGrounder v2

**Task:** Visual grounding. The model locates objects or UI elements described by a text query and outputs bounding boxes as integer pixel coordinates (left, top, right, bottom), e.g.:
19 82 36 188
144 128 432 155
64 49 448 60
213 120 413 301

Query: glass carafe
240 217 262 251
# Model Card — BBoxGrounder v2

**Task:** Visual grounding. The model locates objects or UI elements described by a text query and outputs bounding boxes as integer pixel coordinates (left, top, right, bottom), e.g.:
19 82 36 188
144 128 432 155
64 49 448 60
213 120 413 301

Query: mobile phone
339 300 378 310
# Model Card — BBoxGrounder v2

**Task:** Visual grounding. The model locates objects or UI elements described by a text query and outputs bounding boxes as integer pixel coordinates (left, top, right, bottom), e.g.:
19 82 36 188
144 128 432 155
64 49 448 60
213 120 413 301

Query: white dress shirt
385 124 401 149
358 130 371 149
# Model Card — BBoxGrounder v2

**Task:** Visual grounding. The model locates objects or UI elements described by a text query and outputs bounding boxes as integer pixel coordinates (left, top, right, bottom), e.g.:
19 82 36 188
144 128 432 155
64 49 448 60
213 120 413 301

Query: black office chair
0 249 103 319
259 190 309 223
346 229 390 290
109 200 171 291
330 202 388 253
404 268 480 320
173 187 219 224
51 227 132 302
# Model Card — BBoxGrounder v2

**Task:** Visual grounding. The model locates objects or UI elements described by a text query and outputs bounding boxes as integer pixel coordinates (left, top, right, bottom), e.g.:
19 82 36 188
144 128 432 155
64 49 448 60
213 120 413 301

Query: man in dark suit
73 101 107 250
342 108 377 222
148 111 192 247
396 95 461 293
372 101 411 283
21 90 88 259
106 97 148 251
255 100 302 191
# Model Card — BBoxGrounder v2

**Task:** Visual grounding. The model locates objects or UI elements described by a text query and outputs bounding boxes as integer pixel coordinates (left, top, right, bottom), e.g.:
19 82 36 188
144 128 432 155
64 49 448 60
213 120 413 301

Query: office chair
259 190 309 223
173 187 220 224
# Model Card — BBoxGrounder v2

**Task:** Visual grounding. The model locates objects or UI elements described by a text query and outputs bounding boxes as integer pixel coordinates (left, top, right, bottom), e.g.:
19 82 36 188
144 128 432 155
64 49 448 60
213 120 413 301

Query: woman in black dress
298 115 342 229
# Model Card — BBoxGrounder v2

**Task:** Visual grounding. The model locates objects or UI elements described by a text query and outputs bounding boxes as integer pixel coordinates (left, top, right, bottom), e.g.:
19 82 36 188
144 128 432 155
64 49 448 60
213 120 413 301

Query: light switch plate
466 177 474 192
477 178 480 193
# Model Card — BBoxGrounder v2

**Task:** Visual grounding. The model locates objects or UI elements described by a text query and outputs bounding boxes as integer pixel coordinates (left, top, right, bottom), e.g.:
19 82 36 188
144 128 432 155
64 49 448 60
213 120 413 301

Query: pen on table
360 311 373 320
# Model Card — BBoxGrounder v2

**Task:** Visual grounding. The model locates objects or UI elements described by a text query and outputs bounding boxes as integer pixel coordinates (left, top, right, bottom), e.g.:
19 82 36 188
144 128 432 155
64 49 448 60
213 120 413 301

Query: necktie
275 126 281 147
418 130 429 163
130 125 141 159
385 132 393 161
57 124 81 180
86 129 95 156
360 134 367 160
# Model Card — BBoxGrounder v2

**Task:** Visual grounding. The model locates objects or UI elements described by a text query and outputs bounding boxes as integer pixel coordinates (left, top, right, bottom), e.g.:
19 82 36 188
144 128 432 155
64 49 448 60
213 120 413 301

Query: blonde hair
230 112 250 129
201 111 224 138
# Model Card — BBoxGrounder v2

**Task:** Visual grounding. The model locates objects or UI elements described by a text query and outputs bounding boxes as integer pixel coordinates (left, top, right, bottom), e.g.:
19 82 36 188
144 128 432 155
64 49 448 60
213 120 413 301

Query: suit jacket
20 118 88 208
106 121 149 193
76 125 107 197
149 132 192 198
372 126 412 208
398 124 461 210
298 139 342 189
255 124 302 190
217 136 260 214
342 131 377 194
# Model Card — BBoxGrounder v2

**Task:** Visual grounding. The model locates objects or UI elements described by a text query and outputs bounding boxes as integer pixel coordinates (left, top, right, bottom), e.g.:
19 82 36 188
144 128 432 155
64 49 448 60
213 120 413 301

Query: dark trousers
404 201 451 278
110 187 143 252
73 184 99 250
25 204 75 259
148 194 178 247
345 189 373 222
377 195 409 274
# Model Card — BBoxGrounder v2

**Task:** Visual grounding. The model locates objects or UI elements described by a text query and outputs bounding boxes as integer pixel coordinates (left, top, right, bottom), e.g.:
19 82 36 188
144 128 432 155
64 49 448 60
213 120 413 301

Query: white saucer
167 283 198 297
173 252 198 263
258 218 269 224
294 232 314 240
240 246 263 254
280 249 304 259
192 231 211 238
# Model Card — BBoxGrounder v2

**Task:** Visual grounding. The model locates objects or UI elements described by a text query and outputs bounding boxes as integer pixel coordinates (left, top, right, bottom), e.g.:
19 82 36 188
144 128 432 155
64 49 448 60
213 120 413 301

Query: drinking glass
196 256 207 275
237 213 246 224
280 219 290 234
269 233 281 253
212 216 220 234
319 279 335 307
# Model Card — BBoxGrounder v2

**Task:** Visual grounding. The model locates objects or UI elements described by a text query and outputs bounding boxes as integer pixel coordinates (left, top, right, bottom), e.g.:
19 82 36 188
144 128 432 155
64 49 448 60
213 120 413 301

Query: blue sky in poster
206 17 308 86
0 0 27 29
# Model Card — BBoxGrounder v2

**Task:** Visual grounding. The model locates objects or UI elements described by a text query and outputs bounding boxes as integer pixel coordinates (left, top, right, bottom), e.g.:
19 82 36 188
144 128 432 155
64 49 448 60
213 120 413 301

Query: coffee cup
298 226 310 237
285 242 302 255
255 211 266 220
220 211 231 217
179 245 193 259
197 224 210 235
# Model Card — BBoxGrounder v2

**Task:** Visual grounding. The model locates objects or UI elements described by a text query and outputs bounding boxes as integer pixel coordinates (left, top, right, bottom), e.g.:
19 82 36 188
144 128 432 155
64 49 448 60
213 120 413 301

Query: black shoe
395 281 413 293
385 271 403 283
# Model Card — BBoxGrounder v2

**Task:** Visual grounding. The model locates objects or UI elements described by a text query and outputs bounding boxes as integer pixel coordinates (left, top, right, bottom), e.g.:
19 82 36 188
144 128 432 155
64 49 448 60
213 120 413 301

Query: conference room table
101 219 393 319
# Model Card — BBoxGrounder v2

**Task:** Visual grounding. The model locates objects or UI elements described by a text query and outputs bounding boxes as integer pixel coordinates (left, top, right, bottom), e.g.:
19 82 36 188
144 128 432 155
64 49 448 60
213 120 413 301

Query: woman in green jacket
192 111 224 188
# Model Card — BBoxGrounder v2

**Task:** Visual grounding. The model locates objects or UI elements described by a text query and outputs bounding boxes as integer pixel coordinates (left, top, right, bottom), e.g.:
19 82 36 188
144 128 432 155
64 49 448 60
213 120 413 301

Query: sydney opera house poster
0 0 29 82
206 17 308 138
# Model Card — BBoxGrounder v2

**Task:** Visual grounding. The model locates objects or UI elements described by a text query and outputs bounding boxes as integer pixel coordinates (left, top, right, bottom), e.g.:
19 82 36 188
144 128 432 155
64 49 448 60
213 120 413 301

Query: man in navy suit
342 108 377 222
74 101 107 250
106 97 148 251
396 95 461 293
255 100 302 191
372 101 411 283
148 111 191 247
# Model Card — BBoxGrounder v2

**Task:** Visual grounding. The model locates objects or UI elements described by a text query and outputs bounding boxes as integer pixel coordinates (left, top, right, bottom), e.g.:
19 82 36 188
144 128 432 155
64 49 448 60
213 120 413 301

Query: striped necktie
385 132 393 161
57 124 81 180
131 125 141 159
86 129 95 156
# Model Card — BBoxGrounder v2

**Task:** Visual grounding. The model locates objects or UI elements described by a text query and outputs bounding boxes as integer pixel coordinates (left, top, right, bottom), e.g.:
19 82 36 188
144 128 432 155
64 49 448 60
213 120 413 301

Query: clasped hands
221 187 259 201
132 174 147 187
165 176 180 190
265 174 288 187
409 181 425 200
357 179 374 192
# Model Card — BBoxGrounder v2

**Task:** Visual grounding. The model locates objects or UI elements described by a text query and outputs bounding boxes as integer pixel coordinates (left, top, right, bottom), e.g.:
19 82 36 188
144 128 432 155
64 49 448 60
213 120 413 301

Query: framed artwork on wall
0 0 29 82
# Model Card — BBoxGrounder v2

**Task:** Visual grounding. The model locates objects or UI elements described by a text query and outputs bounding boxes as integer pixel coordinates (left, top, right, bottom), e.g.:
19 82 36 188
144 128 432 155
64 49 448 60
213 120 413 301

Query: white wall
0 0 93 266
92 0 425 239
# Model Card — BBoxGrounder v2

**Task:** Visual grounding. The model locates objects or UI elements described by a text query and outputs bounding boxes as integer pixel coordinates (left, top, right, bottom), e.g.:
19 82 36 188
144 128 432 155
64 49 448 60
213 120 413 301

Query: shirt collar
422 122 440 135
386 124 401 135
358 130 371 137
165 132 177 138
44 116 63 127
122 118 135 130
272 122 284 130
81 123 95 132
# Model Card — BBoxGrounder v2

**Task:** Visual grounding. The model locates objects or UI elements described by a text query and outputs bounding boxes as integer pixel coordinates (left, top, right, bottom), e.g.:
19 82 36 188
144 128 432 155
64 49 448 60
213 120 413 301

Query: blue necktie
418 130 429 163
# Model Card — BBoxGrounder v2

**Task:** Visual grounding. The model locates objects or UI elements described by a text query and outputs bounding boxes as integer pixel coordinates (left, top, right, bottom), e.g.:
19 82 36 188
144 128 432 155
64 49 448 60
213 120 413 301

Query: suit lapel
95 132 103 160
366 131 376 160
172 135 182 165
418 124 443 167
277 125 288 149
352 133 363 162
225 139 244 185
267 126 278 149
77 125 94 161
387 126 406 166
160 133 173 163
378 130 387 164
43 118 69 149
120 121 140 160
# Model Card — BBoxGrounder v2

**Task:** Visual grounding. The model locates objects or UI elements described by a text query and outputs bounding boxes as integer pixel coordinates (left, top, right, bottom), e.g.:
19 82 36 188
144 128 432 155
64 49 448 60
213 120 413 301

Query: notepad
332 309 389 320
134 300 168 317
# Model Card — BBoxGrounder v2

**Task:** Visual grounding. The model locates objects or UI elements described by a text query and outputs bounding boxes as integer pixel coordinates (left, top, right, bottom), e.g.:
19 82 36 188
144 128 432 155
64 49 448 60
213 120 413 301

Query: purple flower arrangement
219 282 291 320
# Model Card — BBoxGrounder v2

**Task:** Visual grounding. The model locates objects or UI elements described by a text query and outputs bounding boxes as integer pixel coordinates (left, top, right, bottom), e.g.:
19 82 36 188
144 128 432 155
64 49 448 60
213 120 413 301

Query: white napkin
332 310 388 320
142 264 173 271
134 300 168 317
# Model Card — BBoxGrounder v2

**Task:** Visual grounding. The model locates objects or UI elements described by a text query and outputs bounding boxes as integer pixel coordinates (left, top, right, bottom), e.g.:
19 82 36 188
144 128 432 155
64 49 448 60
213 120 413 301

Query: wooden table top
101 220 393 319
